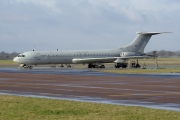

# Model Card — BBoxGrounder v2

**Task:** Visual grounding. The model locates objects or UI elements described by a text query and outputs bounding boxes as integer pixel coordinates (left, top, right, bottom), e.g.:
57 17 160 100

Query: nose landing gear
67 64 71 67
19 64 33 69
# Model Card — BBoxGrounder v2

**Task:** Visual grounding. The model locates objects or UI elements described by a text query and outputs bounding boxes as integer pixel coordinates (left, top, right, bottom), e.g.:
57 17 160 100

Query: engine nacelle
120 52 139 57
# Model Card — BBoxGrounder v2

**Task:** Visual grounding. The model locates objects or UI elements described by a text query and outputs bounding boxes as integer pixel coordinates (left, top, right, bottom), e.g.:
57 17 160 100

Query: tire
101 65 105 68
29 66 33 69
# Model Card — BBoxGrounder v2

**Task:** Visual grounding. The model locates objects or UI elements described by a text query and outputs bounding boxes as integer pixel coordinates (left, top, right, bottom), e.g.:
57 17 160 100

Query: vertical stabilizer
123 32 166 53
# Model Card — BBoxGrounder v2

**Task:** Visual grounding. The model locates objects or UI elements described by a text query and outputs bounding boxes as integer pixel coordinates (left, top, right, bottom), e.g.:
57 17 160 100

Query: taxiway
0 68 180 111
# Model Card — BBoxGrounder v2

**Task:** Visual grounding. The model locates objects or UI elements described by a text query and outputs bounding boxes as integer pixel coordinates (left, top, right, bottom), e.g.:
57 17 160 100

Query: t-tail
123 32 170 53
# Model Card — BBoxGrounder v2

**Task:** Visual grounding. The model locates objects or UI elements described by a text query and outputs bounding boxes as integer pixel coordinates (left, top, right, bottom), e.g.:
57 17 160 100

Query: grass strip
0 95 179 120
0 60 17 65
99 68 180 74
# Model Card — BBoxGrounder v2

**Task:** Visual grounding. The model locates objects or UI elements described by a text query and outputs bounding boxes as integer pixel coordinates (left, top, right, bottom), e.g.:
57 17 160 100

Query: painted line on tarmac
109 92 180 97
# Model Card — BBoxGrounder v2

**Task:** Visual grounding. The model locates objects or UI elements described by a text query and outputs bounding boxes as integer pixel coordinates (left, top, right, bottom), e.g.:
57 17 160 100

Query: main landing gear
60 64 64 67
88 64 105 68
59 64 70 68
67 64 71 67
115 63 128 68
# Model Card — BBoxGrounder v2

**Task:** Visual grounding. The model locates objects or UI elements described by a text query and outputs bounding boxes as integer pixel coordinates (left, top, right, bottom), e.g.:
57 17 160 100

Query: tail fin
123 32 169 53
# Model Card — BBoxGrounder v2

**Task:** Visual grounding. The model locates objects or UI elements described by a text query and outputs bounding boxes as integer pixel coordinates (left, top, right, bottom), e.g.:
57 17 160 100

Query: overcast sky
1 0 180 53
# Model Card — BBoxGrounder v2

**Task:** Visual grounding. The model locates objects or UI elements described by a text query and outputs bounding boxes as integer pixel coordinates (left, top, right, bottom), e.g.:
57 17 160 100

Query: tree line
0 51 19 60
147 50 180 58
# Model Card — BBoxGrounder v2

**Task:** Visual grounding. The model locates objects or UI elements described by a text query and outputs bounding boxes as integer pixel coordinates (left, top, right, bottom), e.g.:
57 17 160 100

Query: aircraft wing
72 57 117 63
72 56 151 64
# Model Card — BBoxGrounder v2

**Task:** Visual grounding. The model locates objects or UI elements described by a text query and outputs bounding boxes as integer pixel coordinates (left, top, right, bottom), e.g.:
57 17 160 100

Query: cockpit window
18 54 25 57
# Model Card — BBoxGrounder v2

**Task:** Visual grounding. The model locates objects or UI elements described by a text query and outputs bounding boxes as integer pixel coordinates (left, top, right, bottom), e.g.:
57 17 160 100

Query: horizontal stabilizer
136 32 171 35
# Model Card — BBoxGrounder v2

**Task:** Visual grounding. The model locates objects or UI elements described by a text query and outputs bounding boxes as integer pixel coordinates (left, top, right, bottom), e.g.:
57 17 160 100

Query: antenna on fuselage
33 45 37 51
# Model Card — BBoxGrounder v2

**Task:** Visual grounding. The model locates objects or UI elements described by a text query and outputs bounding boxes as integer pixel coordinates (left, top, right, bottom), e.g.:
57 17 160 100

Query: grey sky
0 0 180 53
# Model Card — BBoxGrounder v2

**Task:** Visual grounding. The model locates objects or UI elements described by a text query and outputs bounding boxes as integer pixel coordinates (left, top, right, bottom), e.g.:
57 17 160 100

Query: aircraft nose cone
13 57 19 63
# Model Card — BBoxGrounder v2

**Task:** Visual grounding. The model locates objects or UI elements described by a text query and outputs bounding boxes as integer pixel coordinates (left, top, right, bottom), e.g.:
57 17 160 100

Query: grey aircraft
13 32 167 69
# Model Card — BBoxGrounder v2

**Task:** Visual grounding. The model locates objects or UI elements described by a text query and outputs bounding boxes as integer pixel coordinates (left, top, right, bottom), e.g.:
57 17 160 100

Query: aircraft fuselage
14 49 121 65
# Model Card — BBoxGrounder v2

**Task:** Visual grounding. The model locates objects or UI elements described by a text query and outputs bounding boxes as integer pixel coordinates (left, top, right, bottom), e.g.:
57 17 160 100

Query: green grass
0 95 179 120
0 60 17 65
132 58 180 66
99 68 180 74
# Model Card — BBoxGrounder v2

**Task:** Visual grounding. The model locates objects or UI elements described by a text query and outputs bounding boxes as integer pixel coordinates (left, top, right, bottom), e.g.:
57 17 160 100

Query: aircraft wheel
88 64 93 68
67 65 71 67
115 65 120 68
29 66 33 69
101 65 105 68
122 65 127 68
95 65 99 68
60 64 64 67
